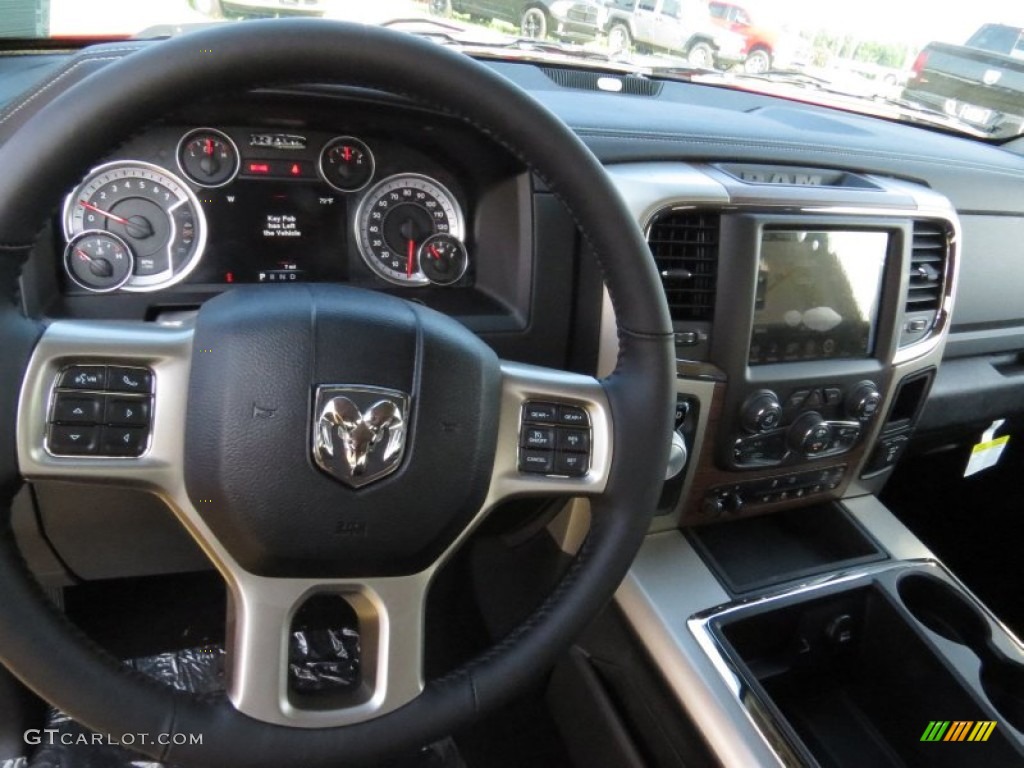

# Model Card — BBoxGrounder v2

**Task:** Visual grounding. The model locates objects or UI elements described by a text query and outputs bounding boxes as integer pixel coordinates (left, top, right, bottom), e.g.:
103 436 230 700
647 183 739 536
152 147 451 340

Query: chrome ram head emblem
312 386 409 488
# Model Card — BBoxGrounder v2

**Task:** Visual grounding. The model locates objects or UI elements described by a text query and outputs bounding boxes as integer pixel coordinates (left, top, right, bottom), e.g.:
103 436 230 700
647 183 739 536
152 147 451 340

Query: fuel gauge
319 136 375 192
64 231 135 293
418 233 468 286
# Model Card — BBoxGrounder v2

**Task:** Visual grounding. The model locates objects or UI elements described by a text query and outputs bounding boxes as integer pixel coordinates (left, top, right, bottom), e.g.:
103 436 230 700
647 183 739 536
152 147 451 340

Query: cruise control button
557 429 590 453
100 426 149 457
555 452 588 477
48 425 99 455
107 367 153 393
53 394 102 424
521 427 555 450
105 397 151 427
523 402 557 424
519 449 554 474
557 405 589 426
59 366 106 390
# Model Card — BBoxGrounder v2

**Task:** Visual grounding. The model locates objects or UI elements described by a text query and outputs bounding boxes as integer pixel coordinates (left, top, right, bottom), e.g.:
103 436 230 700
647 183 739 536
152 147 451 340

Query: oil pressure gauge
63 231 135 293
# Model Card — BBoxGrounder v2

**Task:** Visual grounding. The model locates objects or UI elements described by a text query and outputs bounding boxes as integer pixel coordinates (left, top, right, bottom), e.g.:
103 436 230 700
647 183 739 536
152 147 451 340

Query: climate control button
846 380 882 421
789 412 833 456
741 390 783 434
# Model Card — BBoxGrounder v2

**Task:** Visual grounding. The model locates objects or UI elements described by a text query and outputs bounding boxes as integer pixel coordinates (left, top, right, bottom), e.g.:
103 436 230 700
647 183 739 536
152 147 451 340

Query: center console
582 163 1024 767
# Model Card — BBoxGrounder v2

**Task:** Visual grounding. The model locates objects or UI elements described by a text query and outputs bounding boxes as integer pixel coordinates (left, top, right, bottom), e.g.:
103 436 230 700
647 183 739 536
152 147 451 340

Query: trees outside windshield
12 0 1024 138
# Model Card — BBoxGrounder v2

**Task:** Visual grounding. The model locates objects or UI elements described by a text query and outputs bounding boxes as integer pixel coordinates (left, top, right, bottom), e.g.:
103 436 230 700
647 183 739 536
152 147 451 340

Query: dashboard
6 38 1024 573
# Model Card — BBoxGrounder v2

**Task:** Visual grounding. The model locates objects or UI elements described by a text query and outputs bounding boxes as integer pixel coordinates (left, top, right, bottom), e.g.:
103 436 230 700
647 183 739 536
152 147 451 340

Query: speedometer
354 173 464 286
63 161 207 292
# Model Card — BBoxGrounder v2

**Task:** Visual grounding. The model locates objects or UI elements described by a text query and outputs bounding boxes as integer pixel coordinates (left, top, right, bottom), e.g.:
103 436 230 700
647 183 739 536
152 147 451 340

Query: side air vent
540 67 663 97
907 220 948 313
647 211 720 322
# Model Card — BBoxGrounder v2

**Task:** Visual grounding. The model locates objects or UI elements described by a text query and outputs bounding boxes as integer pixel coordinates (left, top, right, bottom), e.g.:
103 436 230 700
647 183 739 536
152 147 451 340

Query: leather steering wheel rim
0 20 674 767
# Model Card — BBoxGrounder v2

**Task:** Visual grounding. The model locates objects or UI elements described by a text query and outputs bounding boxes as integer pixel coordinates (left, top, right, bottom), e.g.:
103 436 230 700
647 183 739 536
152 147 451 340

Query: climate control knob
741 390 783 434
846 381 882 422
789 412 833 456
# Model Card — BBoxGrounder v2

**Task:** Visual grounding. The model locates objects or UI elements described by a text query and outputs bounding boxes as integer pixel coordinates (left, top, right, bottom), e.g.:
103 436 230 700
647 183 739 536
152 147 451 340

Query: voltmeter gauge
63 231 135 293
418 233 468 286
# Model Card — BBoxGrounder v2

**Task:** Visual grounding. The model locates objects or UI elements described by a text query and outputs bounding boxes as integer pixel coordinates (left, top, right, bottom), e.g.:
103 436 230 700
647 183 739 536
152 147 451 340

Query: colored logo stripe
921 721 997 742
969 721 997 742
945 721 973 741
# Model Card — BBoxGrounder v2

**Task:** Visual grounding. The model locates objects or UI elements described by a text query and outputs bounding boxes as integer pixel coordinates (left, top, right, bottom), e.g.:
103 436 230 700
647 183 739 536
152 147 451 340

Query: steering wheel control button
522 427 555 450
518 402 593 476
557 429 589 453
48 362 154 458
100 426 148 457
519 449 555 474
107 366 153 393
59 365 106 390
105 397 151 426
53 394 103 424
523 402 558 423
48 425 99 455
555 452 588 477
557 405 589 426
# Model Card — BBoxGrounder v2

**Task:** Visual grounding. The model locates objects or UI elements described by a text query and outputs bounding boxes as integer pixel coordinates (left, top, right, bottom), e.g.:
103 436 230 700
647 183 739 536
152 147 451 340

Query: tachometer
63 161 207 292
354 173 464 286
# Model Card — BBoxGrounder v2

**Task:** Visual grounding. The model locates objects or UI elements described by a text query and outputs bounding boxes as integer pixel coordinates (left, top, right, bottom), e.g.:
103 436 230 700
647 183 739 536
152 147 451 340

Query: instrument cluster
60 126 471 293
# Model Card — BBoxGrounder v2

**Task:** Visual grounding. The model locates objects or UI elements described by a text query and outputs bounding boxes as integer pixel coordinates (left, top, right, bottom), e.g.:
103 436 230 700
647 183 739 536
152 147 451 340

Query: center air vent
907 220 948 313
647 210 720 322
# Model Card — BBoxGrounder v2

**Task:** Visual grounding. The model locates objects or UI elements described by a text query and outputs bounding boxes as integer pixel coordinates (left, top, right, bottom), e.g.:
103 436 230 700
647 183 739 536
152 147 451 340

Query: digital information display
749 230 888 365
187 181 348 285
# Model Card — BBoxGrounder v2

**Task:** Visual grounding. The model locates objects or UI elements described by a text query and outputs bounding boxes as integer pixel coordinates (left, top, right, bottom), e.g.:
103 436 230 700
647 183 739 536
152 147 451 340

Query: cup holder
898 572 990 647
899 572 1024 732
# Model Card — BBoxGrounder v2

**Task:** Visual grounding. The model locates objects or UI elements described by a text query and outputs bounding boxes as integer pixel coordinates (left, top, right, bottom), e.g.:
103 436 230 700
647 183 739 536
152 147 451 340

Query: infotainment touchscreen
749 230 888 365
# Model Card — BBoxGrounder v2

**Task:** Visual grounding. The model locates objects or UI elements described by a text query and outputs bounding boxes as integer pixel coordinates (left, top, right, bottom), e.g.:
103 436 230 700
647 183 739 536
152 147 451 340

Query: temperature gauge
418 233 469 286
64 231 135 293
177 128 240 188
319 136 375 192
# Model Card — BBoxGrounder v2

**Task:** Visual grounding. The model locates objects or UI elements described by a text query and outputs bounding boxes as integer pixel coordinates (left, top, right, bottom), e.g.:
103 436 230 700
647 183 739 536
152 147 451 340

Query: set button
518 401 592 477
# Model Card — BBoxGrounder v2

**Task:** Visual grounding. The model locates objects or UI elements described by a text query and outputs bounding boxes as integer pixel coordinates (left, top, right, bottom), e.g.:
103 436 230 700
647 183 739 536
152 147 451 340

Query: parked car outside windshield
19 0 1024 140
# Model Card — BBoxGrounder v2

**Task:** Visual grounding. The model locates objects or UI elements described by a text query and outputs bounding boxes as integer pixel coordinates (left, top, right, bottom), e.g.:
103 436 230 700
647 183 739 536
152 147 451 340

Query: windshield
13 0 1024 140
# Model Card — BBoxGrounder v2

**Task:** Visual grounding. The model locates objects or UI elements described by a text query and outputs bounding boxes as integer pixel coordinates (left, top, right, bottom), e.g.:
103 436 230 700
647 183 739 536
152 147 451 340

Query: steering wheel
0 20 673 767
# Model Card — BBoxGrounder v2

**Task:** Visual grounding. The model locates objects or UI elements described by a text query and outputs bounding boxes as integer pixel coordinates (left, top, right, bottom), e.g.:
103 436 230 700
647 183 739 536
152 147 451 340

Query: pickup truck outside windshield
7 0 1024 140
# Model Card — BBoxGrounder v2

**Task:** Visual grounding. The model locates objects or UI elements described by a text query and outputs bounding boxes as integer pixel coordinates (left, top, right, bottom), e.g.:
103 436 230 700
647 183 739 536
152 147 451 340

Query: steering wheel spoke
225 571 427 727
17 318 194 492
483 361 612 508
